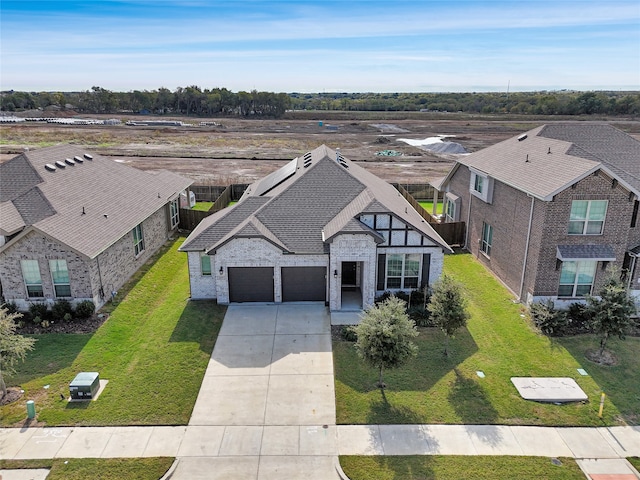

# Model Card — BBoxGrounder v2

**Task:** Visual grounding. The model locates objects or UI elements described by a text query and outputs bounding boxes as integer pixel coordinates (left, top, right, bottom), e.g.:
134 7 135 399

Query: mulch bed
16 314 108 335
1 387 24 406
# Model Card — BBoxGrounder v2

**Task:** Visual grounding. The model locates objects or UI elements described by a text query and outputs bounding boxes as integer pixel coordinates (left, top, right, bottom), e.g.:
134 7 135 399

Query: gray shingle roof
181 145 451 254
453 123 640 200
0 145 192 258
180 197 271 251
539 123 640 191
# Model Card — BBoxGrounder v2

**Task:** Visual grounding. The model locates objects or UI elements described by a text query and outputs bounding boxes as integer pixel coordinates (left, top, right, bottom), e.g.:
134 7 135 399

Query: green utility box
69 372 100 400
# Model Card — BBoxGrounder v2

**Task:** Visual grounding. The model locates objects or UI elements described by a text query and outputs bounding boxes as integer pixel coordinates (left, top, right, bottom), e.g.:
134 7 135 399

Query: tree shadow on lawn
556 335 640 425
448 368 503 446
169 300 224 353
10 334 92 386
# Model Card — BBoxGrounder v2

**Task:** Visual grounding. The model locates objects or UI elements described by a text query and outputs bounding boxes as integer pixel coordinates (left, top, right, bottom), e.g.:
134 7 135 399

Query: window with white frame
473 174 484 194
200 254 211 276
445 193 460 222
386 253 420 289
481 222 493 256
568 200 607 235
132 223 145 256
469 170 493 203
49 259 71 297
169 199 179 229
558 261 597 297
21 260 43 298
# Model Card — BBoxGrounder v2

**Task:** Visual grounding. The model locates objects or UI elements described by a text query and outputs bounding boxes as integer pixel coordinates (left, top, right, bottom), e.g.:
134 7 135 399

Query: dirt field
2 116 639 184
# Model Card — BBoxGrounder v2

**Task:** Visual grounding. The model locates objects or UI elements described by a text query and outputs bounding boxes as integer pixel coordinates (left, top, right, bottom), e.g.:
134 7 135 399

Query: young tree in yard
354 296 418 388
428 274 470 356
0 306 36 399
586 273 636 357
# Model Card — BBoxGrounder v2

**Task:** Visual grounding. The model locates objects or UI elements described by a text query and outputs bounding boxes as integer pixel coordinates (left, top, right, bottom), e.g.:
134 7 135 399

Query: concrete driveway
176 304 339 479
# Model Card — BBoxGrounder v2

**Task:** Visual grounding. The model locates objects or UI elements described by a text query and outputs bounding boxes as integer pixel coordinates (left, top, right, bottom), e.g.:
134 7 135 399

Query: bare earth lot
2 115 639 184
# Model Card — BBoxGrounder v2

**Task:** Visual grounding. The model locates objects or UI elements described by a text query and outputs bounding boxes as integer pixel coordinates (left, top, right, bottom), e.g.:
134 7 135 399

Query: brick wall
0 205 175 311
533 172 635 300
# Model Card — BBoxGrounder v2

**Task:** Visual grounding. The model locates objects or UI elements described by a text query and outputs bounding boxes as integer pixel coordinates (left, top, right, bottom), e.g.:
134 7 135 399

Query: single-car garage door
228 267 274 302
281 267 326 302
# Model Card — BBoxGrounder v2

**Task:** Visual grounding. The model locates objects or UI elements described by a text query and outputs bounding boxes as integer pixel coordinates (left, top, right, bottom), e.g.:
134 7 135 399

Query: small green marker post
26 400 36 419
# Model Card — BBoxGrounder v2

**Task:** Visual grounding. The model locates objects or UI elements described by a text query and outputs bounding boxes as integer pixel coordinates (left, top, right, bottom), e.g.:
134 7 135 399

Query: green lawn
628 457 640 471
419 201 443 215
0 458 174 480
191 201 213 211
340 456 585 480
334 252 639 426
1 237 225 427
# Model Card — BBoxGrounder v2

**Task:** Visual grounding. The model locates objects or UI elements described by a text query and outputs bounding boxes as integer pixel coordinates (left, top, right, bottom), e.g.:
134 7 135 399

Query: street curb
159 458 179 480
335 456 351 480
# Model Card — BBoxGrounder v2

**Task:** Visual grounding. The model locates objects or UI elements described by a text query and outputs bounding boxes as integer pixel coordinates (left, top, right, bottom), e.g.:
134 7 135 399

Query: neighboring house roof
0 144 192 258
444 123 640 201
181 145 451 254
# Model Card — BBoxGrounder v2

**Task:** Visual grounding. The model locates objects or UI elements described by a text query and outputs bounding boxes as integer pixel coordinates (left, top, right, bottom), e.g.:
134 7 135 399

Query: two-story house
180 145 452 311
436 123 640 307
0 145 192 311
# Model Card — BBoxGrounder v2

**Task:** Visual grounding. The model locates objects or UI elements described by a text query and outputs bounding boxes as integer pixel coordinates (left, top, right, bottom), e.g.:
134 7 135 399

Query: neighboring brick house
0 144 192 311
180 145 451 311
436 123 640 307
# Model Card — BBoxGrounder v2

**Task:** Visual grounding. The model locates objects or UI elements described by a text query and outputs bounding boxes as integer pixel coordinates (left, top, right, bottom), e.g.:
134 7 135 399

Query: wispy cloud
1 0 638 91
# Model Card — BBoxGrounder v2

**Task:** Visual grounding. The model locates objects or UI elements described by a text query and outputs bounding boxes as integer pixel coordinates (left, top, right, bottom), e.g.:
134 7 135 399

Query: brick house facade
438 124 640 307
181 145 451 311
0 145 192 311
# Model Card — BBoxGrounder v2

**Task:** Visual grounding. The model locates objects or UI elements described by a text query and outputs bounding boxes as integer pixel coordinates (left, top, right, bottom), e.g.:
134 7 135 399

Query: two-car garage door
228 266 326 303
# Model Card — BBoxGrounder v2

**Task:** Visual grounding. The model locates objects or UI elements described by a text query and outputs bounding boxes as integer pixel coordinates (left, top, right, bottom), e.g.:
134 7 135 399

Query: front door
341 261 357 287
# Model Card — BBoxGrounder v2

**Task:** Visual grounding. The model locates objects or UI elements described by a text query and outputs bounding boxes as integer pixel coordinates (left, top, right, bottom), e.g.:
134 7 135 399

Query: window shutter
421 254 431 289
377 254 386 290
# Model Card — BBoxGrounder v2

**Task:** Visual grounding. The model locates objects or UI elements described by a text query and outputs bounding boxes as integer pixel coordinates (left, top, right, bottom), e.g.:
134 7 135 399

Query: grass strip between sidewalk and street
334 252 639 426
1 236 225 427
339 456 585 480
0 458 174 480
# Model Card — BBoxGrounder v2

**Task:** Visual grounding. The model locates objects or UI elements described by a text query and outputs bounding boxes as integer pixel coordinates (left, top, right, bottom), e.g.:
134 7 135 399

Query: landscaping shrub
565 302 592 335
74 300 95 319
529 300 569 336
2 301 20 315
340 325 358 342
408 305 434 327
28 303 49 323
51 299 73 321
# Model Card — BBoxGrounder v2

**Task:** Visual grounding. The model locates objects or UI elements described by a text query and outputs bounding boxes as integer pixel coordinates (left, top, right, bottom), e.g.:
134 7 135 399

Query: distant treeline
1 86 639 117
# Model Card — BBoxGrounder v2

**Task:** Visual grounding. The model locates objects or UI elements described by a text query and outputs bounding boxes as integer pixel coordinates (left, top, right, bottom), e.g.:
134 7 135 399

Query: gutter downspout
518 195 535 303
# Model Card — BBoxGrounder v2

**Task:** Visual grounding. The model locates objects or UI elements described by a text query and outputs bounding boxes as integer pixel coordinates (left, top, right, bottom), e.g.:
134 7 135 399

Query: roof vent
45 163 56 172
74 155 84 163
55 160 66 168
303 152 312 162
517 134 528 142
65 158 75 165
84 153 93 160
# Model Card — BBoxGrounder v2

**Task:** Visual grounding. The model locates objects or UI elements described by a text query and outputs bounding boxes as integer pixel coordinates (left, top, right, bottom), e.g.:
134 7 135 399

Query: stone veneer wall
88 206 173 309
0 204 175 311
329 234 378 311
0 230 91 310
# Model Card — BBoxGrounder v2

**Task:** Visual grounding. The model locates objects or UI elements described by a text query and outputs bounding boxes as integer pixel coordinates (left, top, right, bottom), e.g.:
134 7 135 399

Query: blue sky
1 0 639 93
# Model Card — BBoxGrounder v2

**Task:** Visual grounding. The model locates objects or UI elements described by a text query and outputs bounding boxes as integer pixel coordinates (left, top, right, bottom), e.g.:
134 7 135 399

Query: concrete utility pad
0 469 50 480
511 377 588 402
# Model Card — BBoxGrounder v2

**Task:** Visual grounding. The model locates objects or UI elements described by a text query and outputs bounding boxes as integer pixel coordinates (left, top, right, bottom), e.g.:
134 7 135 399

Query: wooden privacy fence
180 182 466 246
395 184 466 246
179 183 249 231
